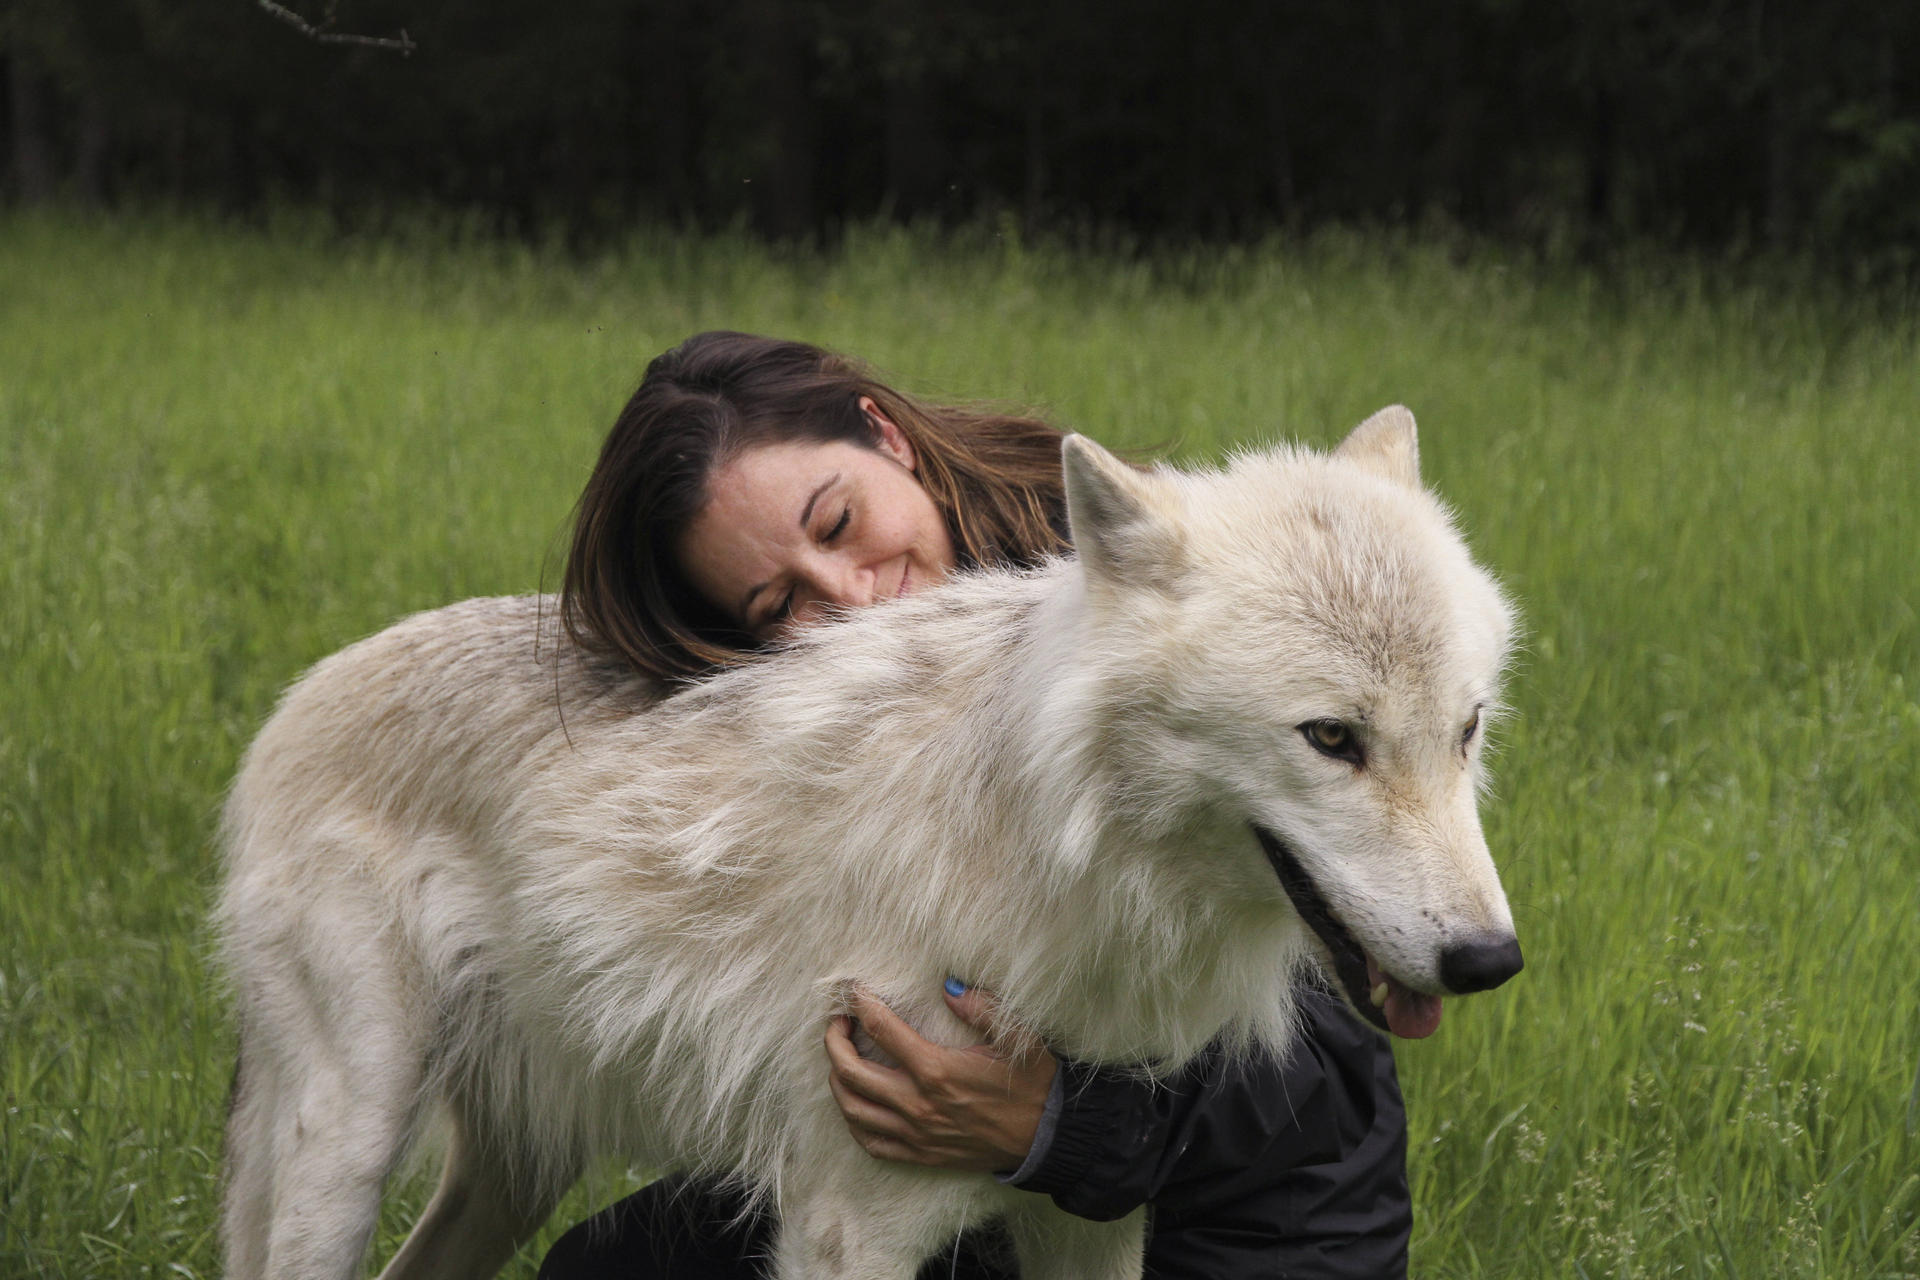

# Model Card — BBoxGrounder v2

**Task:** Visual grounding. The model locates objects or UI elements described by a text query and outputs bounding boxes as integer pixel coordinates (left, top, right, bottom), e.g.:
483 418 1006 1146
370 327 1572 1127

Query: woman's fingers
940 979 998 1036
826 1066 949 1163
848 982 1038 1086
844 988 947 1085
824 1014 964 1165
821 984 1058 1172
941 978 1049 1067
823 1013 922 1112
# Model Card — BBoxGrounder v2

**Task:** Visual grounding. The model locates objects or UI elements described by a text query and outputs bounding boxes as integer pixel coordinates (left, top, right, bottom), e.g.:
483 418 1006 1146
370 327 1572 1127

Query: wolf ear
1334 405 1421 488
1061 435 1183 589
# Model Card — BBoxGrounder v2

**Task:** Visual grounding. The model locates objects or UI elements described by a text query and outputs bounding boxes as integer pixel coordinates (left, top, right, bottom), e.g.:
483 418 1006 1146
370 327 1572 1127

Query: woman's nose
805 558 875 611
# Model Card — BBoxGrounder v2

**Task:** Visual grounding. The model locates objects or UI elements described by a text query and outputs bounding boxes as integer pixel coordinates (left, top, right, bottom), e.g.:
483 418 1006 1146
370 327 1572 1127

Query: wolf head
1062 409 1521 1039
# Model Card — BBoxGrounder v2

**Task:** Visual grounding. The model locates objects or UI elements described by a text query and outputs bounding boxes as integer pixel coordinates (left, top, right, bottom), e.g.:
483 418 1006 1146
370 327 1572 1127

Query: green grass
2 211 1915 1277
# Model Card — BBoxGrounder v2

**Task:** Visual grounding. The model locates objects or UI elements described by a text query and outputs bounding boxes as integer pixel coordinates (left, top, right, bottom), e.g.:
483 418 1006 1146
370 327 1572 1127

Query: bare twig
255 0 416 56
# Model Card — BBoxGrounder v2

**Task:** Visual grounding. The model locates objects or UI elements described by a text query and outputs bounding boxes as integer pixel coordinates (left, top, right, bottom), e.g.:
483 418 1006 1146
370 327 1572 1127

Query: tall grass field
3 212 1915 1277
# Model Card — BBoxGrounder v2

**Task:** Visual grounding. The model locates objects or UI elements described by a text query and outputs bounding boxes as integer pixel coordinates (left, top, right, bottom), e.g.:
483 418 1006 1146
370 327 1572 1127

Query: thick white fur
218 410 1517 1279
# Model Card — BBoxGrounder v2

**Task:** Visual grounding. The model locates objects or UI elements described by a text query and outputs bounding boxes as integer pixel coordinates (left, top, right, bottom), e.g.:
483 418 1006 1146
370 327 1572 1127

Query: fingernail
944 976 967 998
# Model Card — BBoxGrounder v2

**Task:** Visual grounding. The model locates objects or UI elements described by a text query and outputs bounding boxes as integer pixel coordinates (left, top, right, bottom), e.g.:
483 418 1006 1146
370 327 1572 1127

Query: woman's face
677 400 957 639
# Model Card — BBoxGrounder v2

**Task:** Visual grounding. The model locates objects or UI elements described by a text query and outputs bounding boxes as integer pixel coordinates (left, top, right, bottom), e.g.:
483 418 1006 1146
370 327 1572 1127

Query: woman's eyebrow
799 473 840 528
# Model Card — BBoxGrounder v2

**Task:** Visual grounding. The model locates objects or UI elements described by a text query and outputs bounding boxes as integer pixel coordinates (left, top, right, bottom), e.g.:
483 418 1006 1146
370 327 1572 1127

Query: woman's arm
1013 993 1384 1221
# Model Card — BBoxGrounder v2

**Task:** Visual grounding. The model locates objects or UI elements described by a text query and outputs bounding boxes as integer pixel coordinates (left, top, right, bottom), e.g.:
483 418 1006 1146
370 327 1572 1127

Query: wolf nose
1439 935 1524 993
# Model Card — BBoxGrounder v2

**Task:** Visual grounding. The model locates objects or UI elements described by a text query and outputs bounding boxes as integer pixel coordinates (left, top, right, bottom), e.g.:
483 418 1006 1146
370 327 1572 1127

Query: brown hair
562 331 1071 682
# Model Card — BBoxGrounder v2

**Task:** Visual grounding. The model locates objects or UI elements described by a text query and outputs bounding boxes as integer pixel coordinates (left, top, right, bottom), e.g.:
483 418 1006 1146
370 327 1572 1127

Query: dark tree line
5 0 1919 260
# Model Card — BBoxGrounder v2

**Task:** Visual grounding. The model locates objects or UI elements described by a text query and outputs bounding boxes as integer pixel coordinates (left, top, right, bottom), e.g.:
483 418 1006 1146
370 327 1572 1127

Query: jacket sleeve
1011 988 1411 1278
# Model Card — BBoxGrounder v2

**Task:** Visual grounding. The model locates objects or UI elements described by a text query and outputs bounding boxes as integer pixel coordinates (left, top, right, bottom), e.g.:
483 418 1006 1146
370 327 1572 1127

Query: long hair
562 332 1071 682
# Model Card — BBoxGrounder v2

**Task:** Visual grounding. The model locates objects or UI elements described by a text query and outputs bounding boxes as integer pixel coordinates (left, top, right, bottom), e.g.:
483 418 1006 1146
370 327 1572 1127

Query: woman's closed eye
754 510 849 628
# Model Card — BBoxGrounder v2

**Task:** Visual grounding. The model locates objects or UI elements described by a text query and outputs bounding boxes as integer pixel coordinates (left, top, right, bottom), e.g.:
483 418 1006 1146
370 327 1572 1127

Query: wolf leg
222 976 428 1280
772 1166 984 1280
375 1096 569 1280
772 1211 946 1280
1006 1204 1145 1280
250 1044 422 1280
221 1045 279 1280
234 906 433 1280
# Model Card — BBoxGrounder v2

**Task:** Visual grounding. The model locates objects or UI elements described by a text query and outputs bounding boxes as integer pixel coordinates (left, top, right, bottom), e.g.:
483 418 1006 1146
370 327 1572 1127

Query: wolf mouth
1251 824 1443 1039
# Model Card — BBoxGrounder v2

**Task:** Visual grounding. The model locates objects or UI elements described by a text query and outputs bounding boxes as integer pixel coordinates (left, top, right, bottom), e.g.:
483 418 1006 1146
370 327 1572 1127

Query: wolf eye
1299 719 1364 766
1462 709 1481 747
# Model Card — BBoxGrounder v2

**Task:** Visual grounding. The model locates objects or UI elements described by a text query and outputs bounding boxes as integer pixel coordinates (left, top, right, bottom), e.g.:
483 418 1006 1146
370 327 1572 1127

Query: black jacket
1020 987 1410 1279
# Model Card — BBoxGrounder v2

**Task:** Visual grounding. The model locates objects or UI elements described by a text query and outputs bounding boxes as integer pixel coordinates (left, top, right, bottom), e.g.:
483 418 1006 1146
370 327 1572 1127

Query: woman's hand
823 980 1058 1173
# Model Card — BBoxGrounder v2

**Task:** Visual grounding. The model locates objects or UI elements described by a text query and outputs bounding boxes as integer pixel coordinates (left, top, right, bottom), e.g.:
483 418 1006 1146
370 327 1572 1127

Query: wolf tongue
1365 954 1445 1039
1383 981 1443 1039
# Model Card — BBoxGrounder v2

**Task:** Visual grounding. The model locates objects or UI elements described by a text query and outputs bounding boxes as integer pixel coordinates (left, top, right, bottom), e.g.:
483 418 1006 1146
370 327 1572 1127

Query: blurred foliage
3 0 1919 265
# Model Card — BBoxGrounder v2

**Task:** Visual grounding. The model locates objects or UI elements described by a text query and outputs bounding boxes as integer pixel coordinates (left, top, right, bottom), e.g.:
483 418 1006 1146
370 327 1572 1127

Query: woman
541 332 1411 1279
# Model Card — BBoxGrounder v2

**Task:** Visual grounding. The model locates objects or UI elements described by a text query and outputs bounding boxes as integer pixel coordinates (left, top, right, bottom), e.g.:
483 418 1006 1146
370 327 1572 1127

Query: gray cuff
995 1065 1066 1186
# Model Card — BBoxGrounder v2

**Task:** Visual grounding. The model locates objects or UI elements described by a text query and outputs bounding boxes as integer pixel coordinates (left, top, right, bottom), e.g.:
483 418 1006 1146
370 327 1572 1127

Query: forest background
8 0 1920 266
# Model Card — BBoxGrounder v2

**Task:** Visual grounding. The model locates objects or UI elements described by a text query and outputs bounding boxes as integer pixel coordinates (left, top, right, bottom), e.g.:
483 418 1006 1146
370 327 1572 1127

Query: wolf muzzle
1252 824 1522 1034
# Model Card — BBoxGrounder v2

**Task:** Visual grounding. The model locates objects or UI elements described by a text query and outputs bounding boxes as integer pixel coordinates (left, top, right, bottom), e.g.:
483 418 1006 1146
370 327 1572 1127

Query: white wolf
218 408 1522 1280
